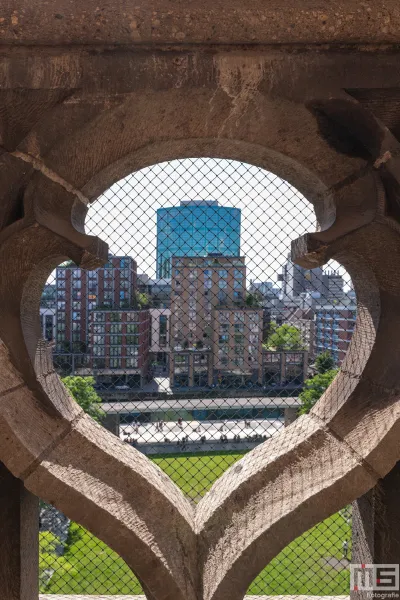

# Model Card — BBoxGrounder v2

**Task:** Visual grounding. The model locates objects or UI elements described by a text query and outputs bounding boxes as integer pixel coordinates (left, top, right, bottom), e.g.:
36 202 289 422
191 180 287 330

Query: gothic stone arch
1 3 400 599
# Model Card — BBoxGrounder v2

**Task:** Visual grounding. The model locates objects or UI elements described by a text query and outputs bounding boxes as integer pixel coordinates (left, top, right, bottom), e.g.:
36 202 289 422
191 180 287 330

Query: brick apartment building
170 349 212 388
170 255 247 350
287 307 315 359
88 309 150 387
54 256 140 374
170 346 308 388
212 308 263 386
314 302 356 364
263 350 308 386
169 255 266 387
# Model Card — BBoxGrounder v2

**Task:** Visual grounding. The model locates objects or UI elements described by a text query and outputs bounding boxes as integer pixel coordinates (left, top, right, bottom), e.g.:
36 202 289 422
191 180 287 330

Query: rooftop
180 199 219 206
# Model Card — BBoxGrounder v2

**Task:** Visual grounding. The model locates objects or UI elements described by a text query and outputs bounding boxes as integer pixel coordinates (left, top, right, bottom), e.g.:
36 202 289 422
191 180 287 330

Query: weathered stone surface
351 462 400 600
40 597 348 600
0 3 400 599
352 462 400 562
1 0 400 46
196 418 376 600
26 415 197 600
0 382 69 477
0 462 38 600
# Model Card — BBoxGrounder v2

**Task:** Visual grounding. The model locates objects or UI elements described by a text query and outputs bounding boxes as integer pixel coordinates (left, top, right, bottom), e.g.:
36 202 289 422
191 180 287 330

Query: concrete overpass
102 396 300 436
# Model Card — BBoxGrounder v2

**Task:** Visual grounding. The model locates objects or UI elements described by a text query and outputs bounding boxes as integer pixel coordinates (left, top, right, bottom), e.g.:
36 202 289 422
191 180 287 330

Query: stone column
351 461 400 599
0 462 39 600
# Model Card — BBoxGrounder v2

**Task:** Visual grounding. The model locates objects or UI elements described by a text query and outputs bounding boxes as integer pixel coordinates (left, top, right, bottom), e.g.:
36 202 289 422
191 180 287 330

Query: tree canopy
134 291 150 309
62 376 104 423
298 368 338 415
264 322 304 350
315 350 336 374
245 293 261 307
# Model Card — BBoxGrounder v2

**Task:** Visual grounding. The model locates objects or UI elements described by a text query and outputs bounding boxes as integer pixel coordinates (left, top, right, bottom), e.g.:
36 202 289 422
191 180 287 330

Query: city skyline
86 158 349 285
43 157 356 386
42 158 351 290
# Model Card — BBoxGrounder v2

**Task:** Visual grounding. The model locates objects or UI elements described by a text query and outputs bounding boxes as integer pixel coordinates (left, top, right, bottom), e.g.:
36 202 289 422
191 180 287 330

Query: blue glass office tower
156 200 241 278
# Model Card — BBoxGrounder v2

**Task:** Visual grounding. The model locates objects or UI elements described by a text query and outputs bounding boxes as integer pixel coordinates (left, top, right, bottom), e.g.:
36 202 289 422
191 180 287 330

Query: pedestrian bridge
102 397 300 437
102 396 300 414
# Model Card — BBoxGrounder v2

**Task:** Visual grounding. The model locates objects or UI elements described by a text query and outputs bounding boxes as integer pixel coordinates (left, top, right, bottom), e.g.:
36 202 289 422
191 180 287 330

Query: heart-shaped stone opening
1 155 399 600
37 157 357 596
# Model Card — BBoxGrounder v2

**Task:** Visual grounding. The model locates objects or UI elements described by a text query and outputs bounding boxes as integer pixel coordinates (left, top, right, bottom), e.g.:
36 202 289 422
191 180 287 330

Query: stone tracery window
36 157 359 596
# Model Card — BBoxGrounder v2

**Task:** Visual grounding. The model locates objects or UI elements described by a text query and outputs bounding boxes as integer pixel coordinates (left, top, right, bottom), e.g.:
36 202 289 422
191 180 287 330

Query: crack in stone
321 162 373 197
309 412 383 483
341 367 400 396
0 382 26 400
9 149 89 205
19 410 87 481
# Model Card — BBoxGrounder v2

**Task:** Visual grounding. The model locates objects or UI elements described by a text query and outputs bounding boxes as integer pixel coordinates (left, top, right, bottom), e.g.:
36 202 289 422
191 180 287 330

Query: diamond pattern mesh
39 158 355 595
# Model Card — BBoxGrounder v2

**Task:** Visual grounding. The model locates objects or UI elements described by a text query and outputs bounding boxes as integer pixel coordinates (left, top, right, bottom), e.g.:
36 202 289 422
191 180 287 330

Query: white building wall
40 307 56 341
149 308 171 353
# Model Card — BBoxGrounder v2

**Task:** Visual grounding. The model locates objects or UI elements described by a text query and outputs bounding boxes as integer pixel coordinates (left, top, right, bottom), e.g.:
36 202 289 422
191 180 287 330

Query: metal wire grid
39 158 355 595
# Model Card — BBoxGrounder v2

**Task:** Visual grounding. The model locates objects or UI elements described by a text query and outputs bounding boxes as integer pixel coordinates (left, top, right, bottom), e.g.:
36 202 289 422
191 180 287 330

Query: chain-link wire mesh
39 158 356 595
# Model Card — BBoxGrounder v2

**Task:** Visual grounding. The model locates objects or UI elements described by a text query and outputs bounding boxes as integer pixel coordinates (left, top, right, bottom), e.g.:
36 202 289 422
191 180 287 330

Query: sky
42 158 353 516
84 157 350 290
40 162 352 547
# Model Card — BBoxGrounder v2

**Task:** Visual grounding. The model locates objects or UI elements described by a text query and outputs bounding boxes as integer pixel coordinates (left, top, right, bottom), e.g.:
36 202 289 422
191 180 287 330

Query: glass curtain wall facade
156 200 241 278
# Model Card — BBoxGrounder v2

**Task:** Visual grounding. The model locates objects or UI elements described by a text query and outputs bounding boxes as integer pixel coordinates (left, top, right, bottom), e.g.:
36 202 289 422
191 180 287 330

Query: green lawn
154 451 243 500
40 452 351 595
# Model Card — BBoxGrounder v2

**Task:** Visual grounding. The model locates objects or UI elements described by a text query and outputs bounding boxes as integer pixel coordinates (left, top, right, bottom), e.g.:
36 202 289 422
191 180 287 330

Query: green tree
299 369 338 415
265 323 304 350
245 293 261 307
135 291 150 309
39 531 77 592
120 292 151 310
315 350 336 374
62 376 104 423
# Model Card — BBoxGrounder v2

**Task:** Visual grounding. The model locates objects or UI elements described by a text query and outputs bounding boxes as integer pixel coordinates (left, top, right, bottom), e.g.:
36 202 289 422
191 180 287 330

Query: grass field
40 451 351 595
154 451 243 500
